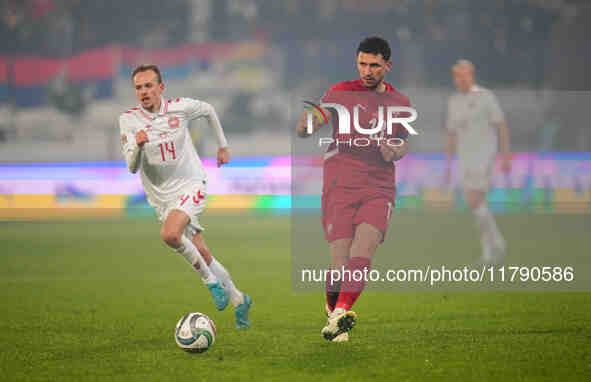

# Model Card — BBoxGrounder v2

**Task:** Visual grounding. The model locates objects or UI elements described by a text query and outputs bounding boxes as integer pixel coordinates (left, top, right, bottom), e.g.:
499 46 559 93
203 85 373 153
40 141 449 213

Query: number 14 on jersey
159 141 176 162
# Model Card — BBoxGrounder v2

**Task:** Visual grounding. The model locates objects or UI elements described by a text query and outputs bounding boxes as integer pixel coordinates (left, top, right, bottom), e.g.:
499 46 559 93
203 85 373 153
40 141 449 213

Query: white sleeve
119 114 142 174
446 97 457 132
183 98 228 148
486 91 505 124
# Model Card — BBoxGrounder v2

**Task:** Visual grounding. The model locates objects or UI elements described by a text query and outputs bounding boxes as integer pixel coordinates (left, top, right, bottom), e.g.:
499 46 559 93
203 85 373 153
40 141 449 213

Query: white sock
209 258 244 307
473 203 504 250
177 235 217 284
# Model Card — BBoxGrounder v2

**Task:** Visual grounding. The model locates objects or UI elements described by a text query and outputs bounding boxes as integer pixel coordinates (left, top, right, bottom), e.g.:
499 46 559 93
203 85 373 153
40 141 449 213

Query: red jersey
320 79 411 191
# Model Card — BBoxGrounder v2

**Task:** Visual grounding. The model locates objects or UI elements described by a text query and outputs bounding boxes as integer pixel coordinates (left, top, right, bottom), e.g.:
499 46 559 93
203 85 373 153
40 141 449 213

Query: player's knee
465 194 478 209
467 196 483 210
357 237 379 255
161 228 182 248
196 243 213 265
465 190 487 210
352 225 381 255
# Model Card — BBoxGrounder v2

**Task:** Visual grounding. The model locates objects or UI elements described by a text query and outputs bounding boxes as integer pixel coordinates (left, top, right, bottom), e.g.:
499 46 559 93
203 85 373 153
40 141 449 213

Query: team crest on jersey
168 116 180 129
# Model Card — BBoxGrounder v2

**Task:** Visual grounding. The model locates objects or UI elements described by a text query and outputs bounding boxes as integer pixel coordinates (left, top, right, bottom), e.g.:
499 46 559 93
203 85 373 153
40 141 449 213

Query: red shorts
321 186 395 243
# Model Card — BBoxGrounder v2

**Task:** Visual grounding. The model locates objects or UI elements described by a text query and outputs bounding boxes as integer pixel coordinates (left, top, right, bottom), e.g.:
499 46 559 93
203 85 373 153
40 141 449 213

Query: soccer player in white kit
445 59 511 264
119 64 252 329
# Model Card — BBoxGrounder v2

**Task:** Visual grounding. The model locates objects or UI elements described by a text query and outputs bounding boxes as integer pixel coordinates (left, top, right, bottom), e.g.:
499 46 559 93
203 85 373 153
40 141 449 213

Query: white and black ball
174 312 216 353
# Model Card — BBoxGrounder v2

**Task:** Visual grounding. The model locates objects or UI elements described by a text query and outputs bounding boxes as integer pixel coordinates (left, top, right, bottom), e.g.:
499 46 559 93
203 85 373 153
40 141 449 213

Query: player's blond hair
452 59 475 73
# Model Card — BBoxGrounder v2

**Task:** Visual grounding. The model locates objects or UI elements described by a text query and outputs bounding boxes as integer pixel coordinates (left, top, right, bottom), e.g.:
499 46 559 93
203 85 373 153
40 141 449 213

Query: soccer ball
174 312 216 353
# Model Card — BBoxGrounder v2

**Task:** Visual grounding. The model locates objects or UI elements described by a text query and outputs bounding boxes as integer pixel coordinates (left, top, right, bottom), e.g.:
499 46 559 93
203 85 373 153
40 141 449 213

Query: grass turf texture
1 214 590 381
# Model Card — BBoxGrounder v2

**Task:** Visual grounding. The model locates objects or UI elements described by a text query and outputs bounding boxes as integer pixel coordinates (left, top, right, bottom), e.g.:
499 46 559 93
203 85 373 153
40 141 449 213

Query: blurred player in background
445 59 511 264
297 37 412 342
119 64 252 329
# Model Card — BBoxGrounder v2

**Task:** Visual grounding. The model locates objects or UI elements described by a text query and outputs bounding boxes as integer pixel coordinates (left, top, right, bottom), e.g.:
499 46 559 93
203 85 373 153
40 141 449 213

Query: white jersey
119 96 227 209
447 85 505 166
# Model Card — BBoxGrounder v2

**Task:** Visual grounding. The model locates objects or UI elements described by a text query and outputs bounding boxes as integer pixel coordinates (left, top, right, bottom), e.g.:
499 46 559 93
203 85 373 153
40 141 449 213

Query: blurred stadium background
0 0 589 219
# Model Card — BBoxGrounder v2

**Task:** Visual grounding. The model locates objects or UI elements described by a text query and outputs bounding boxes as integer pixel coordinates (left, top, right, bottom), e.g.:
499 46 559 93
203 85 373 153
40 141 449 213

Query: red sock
325 275 341 312
335 257 371 311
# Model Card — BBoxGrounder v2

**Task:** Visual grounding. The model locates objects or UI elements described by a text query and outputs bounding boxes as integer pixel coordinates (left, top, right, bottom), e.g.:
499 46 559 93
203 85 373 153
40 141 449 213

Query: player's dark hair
131 64 163 83
357 36 391 61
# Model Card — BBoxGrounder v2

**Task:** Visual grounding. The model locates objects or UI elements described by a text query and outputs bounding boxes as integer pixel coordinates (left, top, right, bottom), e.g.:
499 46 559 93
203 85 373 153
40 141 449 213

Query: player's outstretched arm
445 97 458 184
296 107 331 138
183 98 230 167
198 102 229 149
196 101 230 167
496 121 511 172
444 130 457 184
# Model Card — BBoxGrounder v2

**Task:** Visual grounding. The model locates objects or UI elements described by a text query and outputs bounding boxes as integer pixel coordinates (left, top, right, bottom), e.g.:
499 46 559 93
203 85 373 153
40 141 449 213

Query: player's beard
362 77 382 91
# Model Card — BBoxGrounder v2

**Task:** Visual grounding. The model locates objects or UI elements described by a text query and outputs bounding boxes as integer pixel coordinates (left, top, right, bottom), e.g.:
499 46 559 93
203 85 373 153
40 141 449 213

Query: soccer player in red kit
296 36 412 342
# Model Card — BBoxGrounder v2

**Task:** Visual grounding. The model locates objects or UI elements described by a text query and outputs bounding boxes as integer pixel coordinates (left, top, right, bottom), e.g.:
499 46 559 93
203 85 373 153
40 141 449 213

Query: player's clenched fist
136 130 149 147
379 140 407 162
217 147 230 167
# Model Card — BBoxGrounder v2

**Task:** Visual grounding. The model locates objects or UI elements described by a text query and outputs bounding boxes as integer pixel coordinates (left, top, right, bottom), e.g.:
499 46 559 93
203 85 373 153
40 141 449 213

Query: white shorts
152 185 208 238
459 160 494 192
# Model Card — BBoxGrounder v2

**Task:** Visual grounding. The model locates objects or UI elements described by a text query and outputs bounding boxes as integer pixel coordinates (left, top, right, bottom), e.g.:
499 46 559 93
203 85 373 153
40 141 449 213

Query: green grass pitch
1 213 590 381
